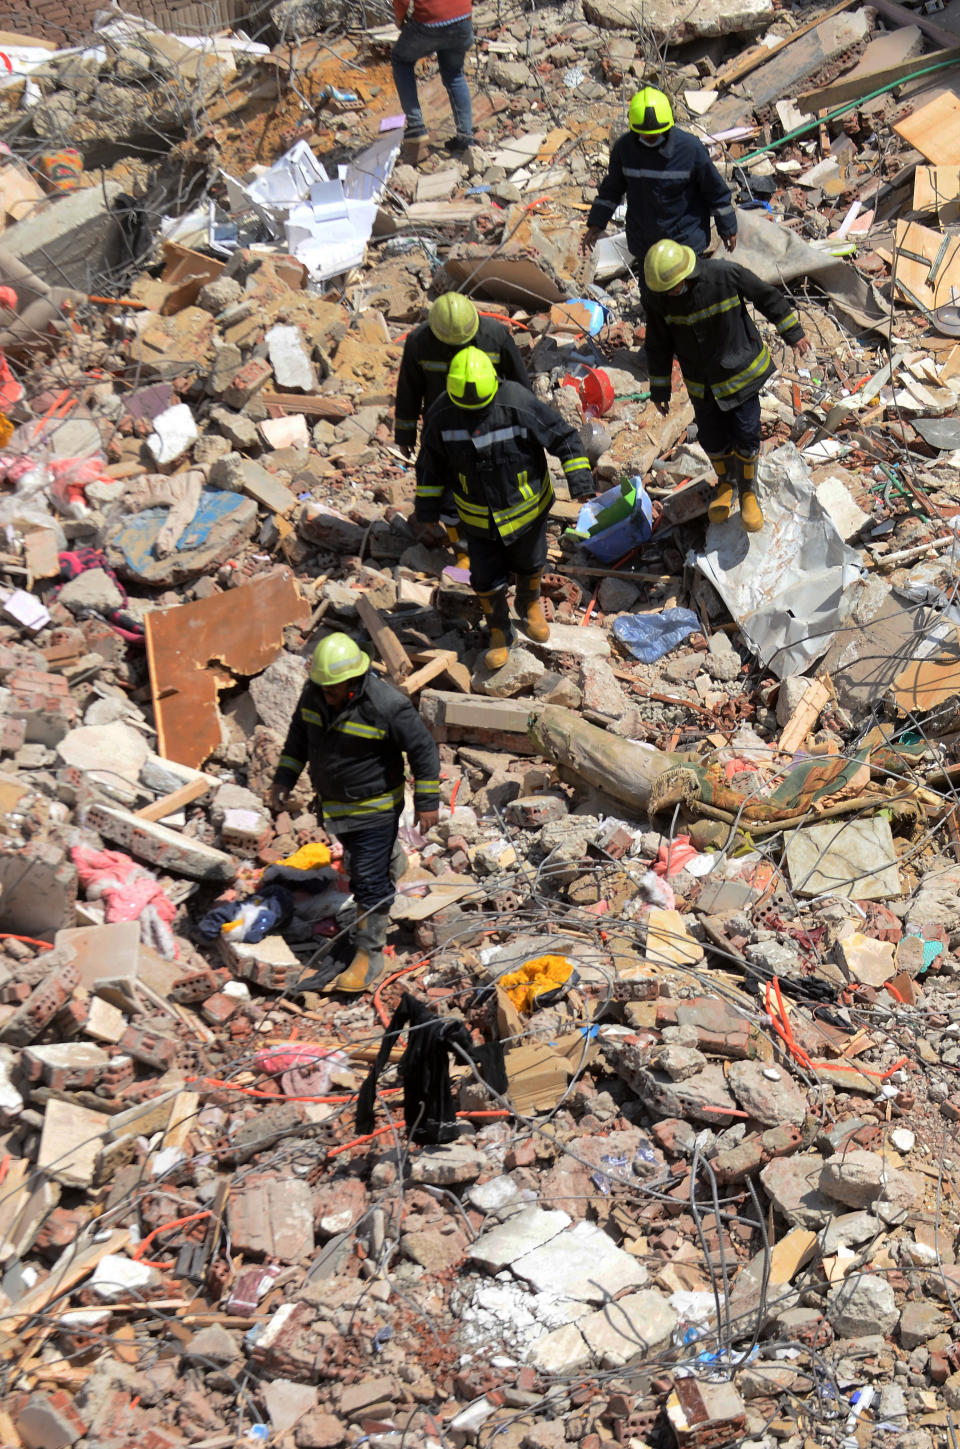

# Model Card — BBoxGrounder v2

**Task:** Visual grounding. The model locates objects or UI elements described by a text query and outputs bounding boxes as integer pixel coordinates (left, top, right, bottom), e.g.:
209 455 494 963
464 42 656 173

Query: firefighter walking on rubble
581 86 738 268
643 239 811 533
396 292 531 569
270 633 441 995
415 347 595 669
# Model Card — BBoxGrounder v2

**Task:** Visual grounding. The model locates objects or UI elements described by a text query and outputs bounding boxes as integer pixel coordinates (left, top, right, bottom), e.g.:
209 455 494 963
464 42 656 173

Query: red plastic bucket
579 367 614 417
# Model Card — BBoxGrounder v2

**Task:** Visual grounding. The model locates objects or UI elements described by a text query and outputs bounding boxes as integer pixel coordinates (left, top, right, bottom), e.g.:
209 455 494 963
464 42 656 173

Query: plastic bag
613 607 700 664
581 418 612 465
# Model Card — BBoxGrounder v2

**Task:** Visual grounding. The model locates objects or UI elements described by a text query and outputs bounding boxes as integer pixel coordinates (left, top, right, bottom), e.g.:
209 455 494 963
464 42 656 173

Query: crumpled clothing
53 546 143 640
499 955 577 1014
71 844 177 958
653 835 699 878
123 469 204 558
278 842 333 871
357 992 507 1146
256 1042 348 1097
197 886 292 943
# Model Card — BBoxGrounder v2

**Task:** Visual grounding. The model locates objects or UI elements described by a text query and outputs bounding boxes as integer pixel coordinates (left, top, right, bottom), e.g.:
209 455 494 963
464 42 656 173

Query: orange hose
133 1211 211 1270
0 933 52 949
767 978 908 1081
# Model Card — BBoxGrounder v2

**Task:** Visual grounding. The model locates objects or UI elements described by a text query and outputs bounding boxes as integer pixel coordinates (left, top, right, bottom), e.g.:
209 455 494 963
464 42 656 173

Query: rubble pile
3 0 960 1445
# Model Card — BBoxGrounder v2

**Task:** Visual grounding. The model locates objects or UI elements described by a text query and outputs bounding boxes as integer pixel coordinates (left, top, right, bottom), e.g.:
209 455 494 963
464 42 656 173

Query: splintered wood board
894 91 960 164
914 164 960 219
892 218 960 310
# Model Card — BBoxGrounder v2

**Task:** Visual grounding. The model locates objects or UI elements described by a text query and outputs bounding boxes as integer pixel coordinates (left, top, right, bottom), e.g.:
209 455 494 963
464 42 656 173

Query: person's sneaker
444 134 474 154
404 126 428 141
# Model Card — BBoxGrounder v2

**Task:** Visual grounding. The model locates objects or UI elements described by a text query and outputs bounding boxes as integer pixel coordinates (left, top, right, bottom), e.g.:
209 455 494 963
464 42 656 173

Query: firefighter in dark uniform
415 347 594 669
581 87 738 269
395 292 531 568
270 633 440 994
643 239 811 533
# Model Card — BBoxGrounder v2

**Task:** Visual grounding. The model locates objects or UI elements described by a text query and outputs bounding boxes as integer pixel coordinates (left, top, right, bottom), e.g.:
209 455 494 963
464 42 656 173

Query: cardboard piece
890 219 960 311
503 1041 573 1112
894 91 960 164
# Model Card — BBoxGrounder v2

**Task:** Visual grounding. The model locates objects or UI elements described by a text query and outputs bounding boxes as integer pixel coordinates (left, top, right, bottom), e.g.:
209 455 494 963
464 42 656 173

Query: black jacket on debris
274 670 440 831
394 315 531 450
645 258 804 413
414 379 593 541
586 127 737 259
356 992 507 1145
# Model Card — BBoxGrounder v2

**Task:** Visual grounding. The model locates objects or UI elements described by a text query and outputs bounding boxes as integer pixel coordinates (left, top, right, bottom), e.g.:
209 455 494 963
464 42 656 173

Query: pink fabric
71 844 177 958
653 835 699 878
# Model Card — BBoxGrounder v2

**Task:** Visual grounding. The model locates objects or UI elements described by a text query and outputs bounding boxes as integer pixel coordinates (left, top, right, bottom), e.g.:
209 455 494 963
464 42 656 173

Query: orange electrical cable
133 1211 211 1270
0 933 52 949
766 978 907 1081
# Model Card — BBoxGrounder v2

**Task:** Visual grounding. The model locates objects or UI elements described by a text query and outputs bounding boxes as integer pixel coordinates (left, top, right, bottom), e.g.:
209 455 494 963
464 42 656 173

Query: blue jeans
392 17 473 139
334 813 405 911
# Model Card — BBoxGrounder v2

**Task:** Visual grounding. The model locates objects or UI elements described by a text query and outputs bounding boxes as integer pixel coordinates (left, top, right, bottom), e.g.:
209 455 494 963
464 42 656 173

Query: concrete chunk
469 1207 571 1273
578 1290 678 1368
85 802 236 882
511 1220 648 1303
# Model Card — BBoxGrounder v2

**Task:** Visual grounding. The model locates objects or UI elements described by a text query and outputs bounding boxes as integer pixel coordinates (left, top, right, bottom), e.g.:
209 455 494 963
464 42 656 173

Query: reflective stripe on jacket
645 258 804 412
274 672 440 830
394 315 530 449
586 127 737 259
414 380 593 539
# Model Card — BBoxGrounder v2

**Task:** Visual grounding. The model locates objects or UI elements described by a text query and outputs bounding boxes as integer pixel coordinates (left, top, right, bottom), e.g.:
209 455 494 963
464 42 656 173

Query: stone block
228 1177 315 1262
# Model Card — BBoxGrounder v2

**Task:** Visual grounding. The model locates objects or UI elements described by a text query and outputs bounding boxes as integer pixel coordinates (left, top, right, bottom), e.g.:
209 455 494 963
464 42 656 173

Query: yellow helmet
429 292 480 347
309 632 369 687
629 86 674 137
644 239 697 293
446 346 498 409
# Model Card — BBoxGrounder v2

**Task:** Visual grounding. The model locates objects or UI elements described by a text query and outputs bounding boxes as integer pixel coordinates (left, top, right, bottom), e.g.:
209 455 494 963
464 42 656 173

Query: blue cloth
113 489 251 575
392 17 473 139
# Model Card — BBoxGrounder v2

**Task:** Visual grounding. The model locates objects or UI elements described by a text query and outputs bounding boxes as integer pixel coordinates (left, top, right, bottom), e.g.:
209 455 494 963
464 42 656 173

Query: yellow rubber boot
706 452 735 524
739 490 764 533
330 910 390 994
444 523 470 570
736 450 763 533
476 587 513 670
515 570 550 643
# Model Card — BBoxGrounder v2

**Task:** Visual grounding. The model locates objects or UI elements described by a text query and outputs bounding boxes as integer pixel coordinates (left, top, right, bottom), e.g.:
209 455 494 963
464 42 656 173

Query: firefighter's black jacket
275 670 440 830
414 380 593 541
394 315 530 449
586 127 737 259
645 259 804 412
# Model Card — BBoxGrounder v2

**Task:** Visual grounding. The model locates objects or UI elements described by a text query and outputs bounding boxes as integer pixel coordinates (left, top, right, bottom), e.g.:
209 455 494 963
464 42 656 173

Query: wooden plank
894 90 960 165
913 163 960 220
136 777 212 822
778 676 833 755
798 44 960 114
355 597 412 682
5 1230 131 1334
891 218 960 309
261 391 353 420
398 653 457 697
715 0 854 90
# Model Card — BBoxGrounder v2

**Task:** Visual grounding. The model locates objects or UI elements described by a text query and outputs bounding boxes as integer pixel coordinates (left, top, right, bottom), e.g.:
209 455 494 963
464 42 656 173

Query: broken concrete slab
578 1290 679 1369
469 1207 572 1273
85 802 236 882
510 1219 648 1303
